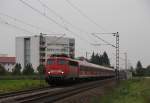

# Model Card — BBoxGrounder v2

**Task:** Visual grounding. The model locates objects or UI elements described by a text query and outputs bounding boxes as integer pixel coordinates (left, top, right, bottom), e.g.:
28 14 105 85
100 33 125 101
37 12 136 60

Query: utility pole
39 33 46 87
125 52 127 70
85 52 90 59
114 32 119 80
92 32 120 80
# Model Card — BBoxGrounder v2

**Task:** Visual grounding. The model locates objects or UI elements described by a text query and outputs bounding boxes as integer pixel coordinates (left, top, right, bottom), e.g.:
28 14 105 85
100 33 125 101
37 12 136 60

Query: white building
16 34 75 71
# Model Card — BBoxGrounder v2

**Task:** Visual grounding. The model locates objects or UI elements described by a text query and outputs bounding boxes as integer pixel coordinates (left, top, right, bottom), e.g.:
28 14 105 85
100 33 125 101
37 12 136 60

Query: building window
69 43 74 46
24 38 30 65
40 48 45 51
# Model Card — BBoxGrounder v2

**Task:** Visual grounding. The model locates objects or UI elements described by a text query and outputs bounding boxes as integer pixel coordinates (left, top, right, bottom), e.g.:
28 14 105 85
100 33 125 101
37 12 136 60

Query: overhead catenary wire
65 0 115 48
37 0 96 40
92 33 116 48
47 33 66 45
20 0 68 31
65 0 107 32
65 0 122 71
0 12 52 32
37 0 66 23
109 53 130 70
19 0 92 54
37 0 96 44
19 0 92 45
65 0 122 70
0 18 34 34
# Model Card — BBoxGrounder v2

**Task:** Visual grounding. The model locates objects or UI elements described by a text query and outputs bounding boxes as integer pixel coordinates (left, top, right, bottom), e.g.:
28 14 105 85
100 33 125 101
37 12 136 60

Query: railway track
0 78 115 103
0 86 50 99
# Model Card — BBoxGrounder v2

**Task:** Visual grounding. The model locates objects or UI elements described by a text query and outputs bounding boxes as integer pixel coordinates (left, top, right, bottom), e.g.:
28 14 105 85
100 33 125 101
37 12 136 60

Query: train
45 56 116 85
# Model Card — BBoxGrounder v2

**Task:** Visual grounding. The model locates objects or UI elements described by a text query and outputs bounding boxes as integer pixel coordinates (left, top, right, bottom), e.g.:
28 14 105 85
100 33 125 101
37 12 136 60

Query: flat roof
0 57 16 63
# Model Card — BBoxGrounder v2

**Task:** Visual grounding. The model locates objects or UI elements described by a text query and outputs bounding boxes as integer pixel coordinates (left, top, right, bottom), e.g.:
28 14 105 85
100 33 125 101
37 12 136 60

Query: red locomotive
45 56 115 84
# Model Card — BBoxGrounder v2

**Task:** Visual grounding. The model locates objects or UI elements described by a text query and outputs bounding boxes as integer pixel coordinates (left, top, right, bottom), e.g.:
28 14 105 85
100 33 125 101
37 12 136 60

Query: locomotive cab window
58 59 67 65
69 61 78 67
47 59 54 65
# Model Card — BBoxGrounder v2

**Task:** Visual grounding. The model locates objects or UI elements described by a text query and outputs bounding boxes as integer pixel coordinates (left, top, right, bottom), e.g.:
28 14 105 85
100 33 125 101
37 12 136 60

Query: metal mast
92 32 120 80
115 32 119 79
124 52 127 70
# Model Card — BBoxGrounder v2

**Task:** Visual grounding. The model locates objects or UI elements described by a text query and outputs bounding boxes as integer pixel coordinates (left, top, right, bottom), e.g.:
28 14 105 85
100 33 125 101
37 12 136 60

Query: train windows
69 61 78 66
58 59 67 65
47 59 54 65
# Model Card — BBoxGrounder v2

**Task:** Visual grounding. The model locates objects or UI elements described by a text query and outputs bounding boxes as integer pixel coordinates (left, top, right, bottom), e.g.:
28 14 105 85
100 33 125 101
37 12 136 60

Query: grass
93 78 150 103
0 75 45 80
0 79 48 94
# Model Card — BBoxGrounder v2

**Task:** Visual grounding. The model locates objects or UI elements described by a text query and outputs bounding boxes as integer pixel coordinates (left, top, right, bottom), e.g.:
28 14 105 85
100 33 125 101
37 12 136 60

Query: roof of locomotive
47 56 72 60
47 56 114 71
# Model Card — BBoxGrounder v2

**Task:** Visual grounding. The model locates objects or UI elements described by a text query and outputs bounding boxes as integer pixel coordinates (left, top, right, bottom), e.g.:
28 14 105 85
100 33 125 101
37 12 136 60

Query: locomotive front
45 57 69 84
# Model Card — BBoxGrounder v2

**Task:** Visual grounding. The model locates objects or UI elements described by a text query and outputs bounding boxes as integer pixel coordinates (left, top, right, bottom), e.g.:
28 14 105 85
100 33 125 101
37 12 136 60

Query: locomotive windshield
58 59 67 65
47 59 54 65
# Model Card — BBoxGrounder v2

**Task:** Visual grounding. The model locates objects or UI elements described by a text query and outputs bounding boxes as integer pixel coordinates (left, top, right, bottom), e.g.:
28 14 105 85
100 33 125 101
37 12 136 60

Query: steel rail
12 78 115 103
0 86 50 99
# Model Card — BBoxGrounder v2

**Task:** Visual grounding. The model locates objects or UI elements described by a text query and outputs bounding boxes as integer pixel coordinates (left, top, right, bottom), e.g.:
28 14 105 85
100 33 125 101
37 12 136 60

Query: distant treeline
130 61 150 76
90 51 111 67
0 63 45 76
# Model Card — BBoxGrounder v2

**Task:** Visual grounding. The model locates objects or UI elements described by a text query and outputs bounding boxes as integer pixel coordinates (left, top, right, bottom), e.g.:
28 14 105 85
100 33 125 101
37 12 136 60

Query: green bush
22 63 34 75
0 64 6 75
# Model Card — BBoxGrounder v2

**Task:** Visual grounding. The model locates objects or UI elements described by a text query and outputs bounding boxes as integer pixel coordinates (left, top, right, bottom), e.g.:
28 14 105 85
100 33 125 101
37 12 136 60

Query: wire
37 0 89 34
65 0 115 48
0 12 51 32
92 33 116 48
20 0 68 30
37 0 96 43
20 0 92 45
0 18 34 34
65 0 107 32
37 0 64 23
48 34 66 45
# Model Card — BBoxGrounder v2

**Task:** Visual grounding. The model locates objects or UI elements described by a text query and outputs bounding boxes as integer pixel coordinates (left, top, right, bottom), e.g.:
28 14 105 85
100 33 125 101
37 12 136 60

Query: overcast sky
0 0 150 68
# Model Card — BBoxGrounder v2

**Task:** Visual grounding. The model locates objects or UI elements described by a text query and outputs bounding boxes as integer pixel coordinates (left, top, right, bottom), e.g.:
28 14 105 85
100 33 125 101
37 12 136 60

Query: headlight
48 72 51 74
61 71 64 74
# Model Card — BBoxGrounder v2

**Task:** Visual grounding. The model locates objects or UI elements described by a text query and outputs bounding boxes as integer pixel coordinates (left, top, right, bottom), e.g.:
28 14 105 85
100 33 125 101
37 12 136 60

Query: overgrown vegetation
96 78 150 103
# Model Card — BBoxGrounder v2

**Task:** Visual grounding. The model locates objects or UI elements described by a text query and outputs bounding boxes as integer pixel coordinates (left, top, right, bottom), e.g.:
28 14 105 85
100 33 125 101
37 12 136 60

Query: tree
146 65 150 76
99 55 103 65
37 64 45 74
95 53 100 65
22 63 34 75
102 52 110 66
0 64 6 75
136 61 144 76
12 63 22 75
90 52 96 64
90 51 111 67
